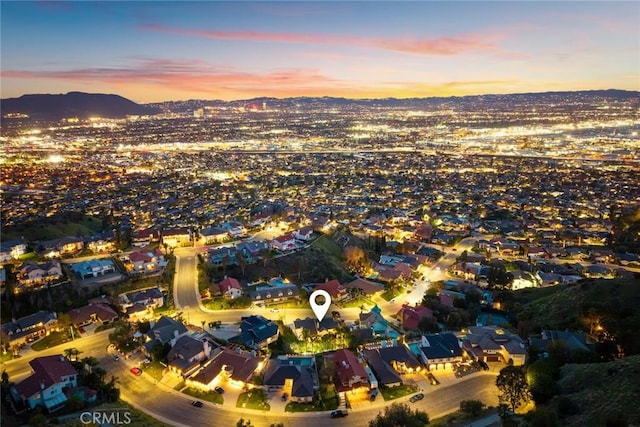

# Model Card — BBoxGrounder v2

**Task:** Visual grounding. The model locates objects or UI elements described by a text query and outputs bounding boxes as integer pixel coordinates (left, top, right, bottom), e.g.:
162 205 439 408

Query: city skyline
1 1 639 103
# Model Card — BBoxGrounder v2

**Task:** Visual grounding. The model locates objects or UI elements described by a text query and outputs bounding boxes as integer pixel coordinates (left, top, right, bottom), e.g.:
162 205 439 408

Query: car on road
191 401 203 408
130 367 142 376
330 410 348 418
409 393 425 403
214 386 225 394
112 355 119 361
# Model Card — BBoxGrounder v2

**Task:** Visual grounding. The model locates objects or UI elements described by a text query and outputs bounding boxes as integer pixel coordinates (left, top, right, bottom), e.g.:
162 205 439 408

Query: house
249 212 272 228
131 228 160 248
167 335 212 377
510 270 537 290
248 282 299 306
37 236 84 258
332 349 370 392
70 259 116 280
199 227 229 245
143 316 188 354
126 249 167 273
17 260 63 288
67 303 118 328
208 247 238 266
461 325 527 366
85 234 116 254
362 349 402 387
378 344 423 374
162 227 191 248
416 333 464 370
271 233 297 251
120 287 164 311
1 311 59 347
396 304 433 331
263 355 317 402
0 239 27 262
230 315 279 349
528 330 593 358
292 318 318 339
314 279 348 302
14 355 79 412
344 278 385 297
221 221 247 239
186 347 263 390
219 276 242 299
293 226 314 241
359 305 398 338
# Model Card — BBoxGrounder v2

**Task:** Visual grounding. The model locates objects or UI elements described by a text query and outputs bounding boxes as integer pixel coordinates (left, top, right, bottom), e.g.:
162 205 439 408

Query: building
142 316 188 354
14 355 79 412
67 303 118 328
314 279 348 302
248 282 299 306
167 335 212 377
263 355 317 402
186 347 263 390
0 239 27 262
362 348 402 387
461 325 528 366
396 304 433 331
37 236 84 258
70 259 116 280
162 227 191 248
199 227 229 245
333 349 370 392
120 287 164 311
219 277 243 299
131 228 160 248
17 260 63 288
271 233 297 251
1 311 59 347
416 333 464 370
230 315 279 349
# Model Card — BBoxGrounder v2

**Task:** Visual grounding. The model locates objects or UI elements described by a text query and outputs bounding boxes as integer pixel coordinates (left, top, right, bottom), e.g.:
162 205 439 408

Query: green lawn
31 331 75 351
182 387 224 405
342 296 375 308
0 352 15 363
379 384 419 401
381 288 402 301
236 389 271 411
285 400 325 412
142 361 166 381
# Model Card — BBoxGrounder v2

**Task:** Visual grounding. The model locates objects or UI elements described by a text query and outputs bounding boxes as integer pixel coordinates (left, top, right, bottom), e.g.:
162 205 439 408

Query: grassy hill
224 234 354 284
553 355 640 425
501 277 640 355
2 214 103 241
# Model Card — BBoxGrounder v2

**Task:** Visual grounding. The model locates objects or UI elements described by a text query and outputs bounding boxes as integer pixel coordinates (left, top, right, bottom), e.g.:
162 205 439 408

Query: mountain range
1 89 638 120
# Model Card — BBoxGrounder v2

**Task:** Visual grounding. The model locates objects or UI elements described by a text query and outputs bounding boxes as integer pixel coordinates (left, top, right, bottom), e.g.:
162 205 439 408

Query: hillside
555 355 640 425
1 91 160 120
502 278 640 356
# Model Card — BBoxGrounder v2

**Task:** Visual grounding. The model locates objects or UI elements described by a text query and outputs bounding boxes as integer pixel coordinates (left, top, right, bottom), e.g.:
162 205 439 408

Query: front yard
31 331 75 351
141 361 166 381
236 389 270 411
182 387 224 405
379 384 419 401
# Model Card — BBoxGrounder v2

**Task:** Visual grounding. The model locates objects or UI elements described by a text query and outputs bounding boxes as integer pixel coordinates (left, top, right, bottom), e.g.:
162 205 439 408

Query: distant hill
149 89 640 112
0 91 161 120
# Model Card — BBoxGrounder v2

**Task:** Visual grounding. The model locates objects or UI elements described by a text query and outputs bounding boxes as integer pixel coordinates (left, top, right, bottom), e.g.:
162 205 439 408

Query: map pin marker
309 289 331 322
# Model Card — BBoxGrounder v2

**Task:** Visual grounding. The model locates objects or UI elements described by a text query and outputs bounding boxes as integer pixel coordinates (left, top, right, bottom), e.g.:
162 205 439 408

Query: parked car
478 360 490 370
409 393 425 403
130 367 142 376
214 386 225 394
191 401 203 408
330 410 348 418
112 355 119 361
281 393 288 401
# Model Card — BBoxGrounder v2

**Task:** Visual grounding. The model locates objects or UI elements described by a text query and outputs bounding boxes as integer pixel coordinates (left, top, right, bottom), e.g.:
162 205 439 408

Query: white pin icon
309 289 331 322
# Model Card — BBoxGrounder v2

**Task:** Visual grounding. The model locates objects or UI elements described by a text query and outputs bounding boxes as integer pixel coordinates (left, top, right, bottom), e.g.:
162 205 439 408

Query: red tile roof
16 355 77 398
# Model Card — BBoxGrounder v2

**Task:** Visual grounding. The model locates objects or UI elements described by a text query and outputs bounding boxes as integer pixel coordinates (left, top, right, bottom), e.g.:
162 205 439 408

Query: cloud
137 23 525 58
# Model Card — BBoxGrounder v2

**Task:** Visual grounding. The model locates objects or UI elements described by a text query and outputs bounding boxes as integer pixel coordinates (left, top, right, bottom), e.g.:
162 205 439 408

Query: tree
343 245 369 274
368 402 429 427
64 347 82 361
496 365 531 412
460 399 485 417
418 316 440 333
236 418 252 427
